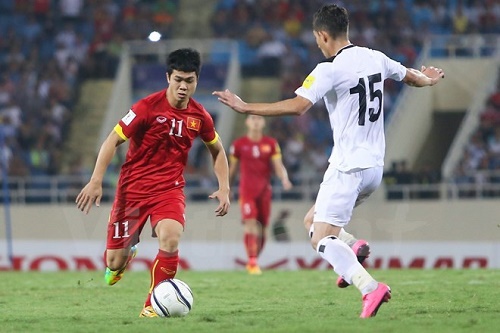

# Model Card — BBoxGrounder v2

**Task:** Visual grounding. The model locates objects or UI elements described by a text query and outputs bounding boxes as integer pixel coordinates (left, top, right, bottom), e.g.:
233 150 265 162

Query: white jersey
295 45 406 172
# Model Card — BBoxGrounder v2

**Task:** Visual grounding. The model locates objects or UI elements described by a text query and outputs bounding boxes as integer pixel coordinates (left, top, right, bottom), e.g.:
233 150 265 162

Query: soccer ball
151 278 194 317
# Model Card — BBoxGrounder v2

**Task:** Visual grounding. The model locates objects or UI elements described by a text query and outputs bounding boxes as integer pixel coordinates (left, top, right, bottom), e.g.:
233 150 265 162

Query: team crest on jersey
261 144 271 153
302 75 315 89
156 116 167 123
187 117 201 131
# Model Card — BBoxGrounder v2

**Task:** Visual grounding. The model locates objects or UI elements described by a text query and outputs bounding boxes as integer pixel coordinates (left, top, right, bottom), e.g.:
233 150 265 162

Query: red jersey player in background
76 48 230 317
229 115 292 274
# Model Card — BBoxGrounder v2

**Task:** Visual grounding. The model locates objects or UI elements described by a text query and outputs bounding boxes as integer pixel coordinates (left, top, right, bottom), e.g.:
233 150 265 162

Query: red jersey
114 89 218 200
230 136 281 196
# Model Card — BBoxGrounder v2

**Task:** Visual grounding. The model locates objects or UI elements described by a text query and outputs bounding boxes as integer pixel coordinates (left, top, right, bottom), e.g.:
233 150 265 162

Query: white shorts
313 165 383 227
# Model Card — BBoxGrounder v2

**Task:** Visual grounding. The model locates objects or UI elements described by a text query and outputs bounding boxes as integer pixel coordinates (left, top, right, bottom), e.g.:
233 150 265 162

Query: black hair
166 48 201 77
312 4 349 39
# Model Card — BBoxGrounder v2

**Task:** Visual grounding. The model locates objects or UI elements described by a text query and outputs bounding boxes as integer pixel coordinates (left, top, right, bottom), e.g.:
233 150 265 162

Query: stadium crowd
452 70 500 197
0 0 179 178
1 0 499 199
209 0 500 188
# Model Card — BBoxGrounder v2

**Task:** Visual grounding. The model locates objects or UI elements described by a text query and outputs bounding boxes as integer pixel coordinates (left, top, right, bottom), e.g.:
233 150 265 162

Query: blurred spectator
256 33 286 76
453 3 470 34
452 159 476 198
59 0 84 24
0 136 13 172
465 130 488 170
0 98 22 130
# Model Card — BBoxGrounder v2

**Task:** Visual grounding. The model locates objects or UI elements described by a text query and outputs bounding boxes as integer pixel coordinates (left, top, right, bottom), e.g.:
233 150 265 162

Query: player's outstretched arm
76 130 124 214
212 89 312 116
403 65 445 87
206 140 230 217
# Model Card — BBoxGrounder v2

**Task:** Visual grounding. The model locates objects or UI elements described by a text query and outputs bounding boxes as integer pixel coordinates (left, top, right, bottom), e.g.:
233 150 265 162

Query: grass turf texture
1 269 499 333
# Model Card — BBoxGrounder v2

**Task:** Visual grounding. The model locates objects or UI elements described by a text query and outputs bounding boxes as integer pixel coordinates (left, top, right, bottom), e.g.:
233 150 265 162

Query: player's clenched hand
75 181 103 214
212 89 247 114
208 188 230 217
421 65 445 85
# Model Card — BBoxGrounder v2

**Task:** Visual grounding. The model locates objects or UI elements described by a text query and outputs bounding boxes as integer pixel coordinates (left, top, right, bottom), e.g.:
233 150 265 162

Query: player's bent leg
315 232 390 318
104 245 138 286
243 219 262 274
142 218 183 311
310 221 371 288
336 239 371 288
337 228 357 247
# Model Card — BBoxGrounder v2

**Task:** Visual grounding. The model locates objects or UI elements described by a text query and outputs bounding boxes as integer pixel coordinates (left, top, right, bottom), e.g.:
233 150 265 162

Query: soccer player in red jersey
229 115 292 274
76 48 230 317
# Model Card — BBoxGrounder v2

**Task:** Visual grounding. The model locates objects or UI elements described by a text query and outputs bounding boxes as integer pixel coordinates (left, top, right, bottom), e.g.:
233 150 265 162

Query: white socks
338 229 357 248
352 269 378 295
317 236 377 295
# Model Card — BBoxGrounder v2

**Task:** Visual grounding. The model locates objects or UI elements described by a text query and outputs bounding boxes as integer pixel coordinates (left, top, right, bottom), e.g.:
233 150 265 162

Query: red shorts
239 187 272 226
106 188 185 249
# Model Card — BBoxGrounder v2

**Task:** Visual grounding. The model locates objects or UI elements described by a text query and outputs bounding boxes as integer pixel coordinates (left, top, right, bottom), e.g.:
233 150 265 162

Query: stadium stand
450 70 500 198
0 0 499 203
209 0 500 199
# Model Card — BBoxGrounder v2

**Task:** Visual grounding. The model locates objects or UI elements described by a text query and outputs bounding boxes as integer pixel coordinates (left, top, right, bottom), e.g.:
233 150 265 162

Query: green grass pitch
1 269 499 333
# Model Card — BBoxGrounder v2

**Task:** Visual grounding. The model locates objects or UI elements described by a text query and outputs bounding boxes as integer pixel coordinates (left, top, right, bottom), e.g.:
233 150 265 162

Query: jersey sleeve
379 51 407 81
199 111 218 145
114 100 148 140
294 63 333 105
229 140 239 159
271 138 282 159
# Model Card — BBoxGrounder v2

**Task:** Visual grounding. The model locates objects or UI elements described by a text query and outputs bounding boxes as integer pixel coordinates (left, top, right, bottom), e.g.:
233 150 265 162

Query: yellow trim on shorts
114 124 128 141
204 132 220 145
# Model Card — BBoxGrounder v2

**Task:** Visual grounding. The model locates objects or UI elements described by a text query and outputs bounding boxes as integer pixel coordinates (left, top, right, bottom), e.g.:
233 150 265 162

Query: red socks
144 249 178 307
244 233 258 266
257 234 266 256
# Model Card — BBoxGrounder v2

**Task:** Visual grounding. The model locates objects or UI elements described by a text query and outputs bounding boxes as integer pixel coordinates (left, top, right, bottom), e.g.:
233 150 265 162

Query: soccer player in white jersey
213 4 444 318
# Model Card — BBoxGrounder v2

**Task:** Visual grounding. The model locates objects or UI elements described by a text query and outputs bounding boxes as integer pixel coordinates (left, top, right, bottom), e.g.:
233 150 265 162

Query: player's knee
310 225 338 251
159 234 180 252
243 219 259 233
